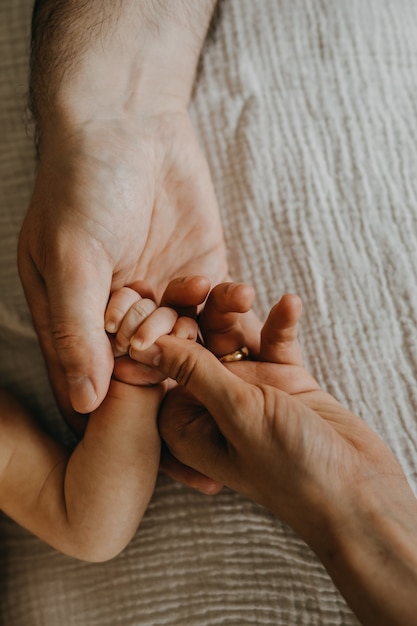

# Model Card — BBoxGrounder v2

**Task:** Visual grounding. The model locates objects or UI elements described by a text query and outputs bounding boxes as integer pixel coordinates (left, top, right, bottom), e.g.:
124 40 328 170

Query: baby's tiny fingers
130 306 178 353
130 317 197 364
114 298 157 355
105 287 144 334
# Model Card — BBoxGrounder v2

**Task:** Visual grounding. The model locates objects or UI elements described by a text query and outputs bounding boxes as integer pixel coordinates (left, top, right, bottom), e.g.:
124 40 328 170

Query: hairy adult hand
18 111 227 418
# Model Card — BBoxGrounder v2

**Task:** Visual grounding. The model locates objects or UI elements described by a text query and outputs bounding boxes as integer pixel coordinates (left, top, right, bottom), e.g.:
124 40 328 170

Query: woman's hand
156 293 401 533
154 294 417 625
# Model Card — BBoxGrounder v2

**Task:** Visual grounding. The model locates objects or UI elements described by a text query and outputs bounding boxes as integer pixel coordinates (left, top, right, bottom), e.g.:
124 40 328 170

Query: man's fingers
160 276 210 317
19 250 113 414
48 273 113 413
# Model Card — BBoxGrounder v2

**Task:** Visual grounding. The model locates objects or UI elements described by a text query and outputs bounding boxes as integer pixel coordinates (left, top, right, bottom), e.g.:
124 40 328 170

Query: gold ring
218 346 249 363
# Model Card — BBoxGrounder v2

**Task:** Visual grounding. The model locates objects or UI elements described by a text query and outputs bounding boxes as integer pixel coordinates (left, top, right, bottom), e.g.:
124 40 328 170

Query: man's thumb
49 307 113 414
21 260 113 414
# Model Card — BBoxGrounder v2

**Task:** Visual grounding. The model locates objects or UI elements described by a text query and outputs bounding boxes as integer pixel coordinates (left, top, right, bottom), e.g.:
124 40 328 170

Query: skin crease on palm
18 112 230 423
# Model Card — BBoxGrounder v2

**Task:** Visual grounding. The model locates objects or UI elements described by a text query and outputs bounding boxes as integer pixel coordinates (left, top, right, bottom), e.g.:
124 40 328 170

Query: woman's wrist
308 476 417 625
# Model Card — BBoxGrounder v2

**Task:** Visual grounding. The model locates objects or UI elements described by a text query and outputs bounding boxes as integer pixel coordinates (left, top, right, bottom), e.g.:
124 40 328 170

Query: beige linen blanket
1 1 416 624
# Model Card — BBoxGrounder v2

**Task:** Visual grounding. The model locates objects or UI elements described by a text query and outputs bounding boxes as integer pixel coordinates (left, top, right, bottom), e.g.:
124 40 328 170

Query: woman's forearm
309 477 417 625
29 0 217 145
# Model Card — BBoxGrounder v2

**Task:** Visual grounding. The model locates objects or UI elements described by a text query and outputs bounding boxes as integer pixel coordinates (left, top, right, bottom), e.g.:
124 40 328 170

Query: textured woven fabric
1 0 417 624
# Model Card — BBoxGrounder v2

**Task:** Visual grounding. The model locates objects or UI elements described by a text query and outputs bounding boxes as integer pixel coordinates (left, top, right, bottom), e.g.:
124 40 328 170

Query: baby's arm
0 381 162 562
0 282 204 561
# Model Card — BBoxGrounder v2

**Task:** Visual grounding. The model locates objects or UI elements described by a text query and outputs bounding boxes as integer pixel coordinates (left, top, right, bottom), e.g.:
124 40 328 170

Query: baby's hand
105 284 178 358
106 276 257 387
106 276 225 385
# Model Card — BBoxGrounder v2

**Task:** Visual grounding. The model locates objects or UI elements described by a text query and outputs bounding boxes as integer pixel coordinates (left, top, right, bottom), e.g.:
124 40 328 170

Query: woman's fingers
155 335 258 442
260 294 304 366
113 356 168 386
200 282 256 357
159 386 232 486
160 443 223 495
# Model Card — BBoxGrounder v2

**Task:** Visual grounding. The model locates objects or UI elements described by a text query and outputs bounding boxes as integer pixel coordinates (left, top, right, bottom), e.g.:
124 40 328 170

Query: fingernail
105 320 116 333
152 350 162 367
131 338 143 351
67 376 97 413
129 343 159 365
114 340 127 355
174 328 189 339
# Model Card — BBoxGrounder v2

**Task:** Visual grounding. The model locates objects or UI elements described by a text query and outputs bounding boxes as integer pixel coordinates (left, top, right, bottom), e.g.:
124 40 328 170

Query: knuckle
169 351 199 388
159 393 199 456
119 286 138 298
51 327 82 352
132 298 155 320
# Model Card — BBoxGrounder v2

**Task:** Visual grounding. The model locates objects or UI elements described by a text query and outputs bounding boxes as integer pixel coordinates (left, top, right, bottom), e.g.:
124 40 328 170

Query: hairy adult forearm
29 0 218 145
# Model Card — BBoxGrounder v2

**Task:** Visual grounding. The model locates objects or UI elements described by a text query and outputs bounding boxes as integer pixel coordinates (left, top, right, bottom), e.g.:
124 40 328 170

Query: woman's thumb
154 336 245 437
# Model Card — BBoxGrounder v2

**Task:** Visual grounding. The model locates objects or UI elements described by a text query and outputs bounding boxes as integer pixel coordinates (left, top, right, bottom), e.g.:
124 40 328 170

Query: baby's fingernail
174 328 189 339
131 338 143 351
105 320 116 333
114 340 126 354
152 349 162 367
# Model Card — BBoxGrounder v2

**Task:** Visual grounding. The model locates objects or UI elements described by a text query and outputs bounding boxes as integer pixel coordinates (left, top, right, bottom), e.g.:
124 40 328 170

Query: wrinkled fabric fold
1 1 416 624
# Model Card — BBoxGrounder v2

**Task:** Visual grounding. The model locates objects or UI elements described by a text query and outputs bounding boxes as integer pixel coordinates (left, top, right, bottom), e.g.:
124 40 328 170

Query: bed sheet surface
1 1 417 624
